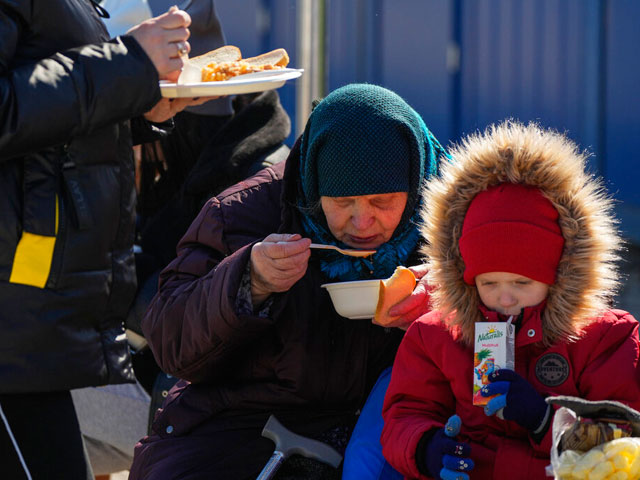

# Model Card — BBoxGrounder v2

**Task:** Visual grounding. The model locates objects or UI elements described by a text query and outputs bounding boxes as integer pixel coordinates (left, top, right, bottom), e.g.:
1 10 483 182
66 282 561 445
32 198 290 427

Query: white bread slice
373 266 416 327
243 48 289 68
190 45 242 69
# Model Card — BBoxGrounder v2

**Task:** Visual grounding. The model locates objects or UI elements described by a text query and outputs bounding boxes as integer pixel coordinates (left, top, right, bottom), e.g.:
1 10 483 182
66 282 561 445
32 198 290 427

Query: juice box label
473 322 515 406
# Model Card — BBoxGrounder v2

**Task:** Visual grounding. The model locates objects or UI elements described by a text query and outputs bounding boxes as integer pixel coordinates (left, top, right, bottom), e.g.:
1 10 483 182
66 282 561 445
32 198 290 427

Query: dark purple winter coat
130 143 412 479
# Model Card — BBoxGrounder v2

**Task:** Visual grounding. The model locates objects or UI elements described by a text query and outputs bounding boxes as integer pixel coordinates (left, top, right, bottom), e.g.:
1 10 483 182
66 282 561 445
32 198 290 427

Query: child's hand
481 369 549 432
424 415 474 480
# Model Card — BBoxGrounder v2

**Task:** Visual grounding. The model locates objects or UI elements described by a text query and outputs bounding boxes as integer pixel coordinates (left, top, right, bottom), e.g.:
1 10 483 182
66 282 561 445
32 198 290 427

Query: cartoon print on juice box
473 321 515 405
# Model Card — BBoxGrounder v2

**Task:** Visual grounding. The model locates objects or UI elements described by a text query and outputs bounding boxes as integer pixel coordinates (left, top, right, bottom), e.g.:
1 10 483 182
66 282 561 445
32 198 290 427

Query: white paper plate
160 68 303 98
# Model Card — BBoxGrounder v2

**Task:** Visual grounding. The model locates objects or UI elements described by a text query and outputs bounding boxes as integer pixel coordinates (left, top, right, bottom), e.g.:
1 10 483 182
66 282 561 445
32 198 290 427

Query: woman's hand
387 264 432 329
143 96 220 123
250 234 311 306
127 6 191 81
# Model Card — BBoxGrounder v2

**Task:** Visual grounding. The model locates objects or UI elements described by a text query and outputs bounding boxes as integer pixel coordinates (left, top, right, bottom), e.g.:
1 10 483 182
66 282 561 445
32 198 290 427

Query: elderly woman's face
320 192 408 249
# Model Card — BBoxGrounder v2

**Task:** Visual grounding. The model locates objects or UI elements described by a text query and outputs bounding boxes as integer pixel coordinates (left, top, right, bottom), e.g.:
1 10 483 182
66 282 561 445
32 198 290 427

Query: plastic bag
546 397 640 480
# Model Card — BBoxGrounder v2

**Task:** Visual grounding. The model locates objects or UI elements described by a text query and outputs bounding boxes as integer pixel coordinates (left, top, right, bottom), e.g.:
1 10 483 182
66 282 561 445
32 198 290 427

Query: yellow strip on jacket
9 196 59 288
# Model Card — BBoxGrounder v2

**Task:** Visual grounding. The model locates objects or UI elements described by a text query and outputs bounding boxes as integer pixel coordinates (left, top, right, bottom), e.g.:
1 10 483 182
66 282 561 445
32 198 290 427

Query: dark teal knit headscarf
298 84 449 281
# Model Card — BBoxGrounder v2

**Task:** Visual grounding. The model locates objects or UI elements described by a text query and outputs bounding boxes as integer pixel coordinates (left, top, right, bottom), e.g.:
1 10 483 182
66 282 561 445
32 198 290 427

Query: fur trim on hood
420 121 623 347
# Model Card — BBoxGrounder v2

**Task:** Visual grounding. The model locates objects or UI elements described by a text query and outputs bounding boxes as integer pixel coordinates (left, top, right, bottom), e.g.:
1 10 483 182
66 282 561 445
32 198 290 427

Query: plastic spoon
309 243 376 258
166 5 201 85
177 46 202 84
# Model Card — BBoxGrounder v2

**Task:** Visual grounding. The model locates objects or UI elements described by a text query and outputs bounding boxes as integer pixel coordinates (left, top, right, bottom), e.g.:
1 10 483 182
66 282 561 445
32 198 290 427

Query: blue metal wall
216 0 640 242
456 0 601 152
606 1 640 240
326 1 452 142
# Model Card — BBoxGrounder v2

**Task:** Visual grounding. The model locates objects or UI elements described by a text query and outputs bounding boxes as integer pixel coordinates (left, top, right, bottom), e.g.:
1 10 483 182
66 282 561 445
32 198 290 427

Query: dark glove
423 415 474 480
481 369 550 432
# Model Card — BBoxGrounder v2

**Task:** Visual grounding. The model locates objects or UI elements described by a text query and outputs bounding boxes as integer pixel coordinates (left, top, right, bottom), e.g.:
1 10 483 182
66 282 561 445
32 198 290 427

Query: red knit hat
459 183 565 285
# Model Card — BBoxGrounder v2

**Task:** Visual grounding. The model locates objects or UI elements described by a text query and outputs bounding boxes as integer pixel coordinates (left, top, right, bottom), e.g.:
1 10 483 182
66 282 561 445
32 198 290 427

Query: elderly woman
129 84 448 479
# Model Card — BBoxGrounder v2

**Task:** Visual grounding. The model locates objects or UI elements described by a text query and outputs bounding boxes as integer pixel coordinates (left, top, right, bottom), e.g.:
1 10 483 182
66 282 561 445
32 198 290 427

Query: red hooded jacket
382 304 640 479
382 122 640 479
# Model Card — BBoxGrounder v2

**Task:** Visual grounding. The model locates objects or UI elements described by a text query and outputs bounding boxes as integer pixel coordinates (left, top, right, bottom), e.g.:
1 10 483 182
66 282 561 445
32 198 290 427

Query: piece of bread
243 48 289 68
190 45 242 69
193 46 290 82
374 266 416 326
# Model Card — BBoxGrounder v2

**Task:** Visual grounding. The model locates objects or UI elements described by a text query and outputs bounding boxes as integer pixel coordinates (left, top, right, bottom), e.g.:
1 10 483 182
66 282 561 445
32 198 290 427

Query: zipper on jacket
45 150 70 289
61 160 94 231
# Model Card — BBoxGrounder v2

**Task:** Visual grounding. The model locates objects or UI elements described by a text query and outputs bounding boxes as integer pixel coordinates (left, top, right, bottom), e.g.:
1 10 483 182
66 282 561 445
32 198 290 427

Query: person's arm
381 318 456 478
487 312 640 479
142 198 260 383
0 34 155 158
0 4 191 159
143 229 311 383
141 166 289 383
577 312 640 403
146 241 269 381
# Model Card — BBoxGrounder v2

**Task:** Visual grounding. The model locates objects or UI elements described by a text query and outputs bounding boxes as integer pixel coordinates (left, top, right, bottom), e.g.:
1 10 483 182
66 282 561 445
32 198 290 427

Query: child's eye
515 280 531 285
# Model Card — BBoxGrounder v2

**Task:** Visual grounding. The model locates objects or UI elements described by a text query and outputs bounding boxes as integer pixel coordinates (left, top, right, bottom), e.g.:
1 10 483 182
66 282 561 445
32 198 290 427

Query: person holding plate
69 2 292 477
0 1 209 479
128 83 448 479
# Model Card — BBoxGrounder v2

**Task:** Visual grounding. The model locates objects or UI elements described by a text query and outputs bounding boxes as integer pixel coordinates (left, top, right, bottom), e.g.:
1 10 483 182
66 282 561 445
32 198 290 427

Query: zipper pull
89 0 110 18
61 161 93 230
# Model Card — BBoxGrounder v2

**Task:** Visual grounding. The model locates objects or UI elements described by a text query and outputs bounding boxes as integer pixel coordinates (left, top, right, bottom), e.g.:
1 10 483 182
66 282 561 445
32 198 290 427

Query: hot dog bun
243 48 290 68
374 266 416 326
190 45 242 69
198 47 290 82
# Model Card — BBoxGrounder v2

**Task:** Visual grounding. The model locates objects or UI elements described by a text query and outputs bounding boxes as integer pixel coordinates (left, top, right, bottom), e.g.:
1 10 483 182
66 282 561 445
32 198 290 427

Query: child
381 121 640 479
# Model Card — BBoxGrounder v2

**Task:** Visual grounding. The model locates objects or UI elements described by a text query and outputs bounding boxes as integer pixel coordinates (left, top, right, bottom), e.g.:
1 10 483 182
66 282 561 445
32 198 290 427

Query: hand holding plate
143 96 221 123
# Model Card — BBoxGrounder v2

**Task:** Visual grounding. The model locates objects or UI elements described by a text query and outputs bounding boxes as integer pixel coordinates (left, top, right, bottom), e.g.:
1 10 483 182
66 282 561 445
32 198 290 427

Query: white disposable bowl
321 279 381 319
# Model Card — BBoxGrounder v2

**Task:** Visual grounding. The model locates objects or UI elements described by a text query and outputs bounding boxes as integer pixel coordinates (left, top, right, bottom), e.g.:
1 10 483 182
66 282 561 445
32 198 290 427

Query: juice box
472 321 515 406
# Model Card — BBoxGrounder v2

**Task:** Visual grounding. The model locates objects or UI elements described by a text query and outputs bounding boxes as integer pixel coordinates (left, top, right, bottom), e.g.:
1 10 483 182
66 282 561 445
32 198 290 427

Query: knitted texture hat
459 183 565 285
316 113 410 197
300 83 432 226
297 83 448 281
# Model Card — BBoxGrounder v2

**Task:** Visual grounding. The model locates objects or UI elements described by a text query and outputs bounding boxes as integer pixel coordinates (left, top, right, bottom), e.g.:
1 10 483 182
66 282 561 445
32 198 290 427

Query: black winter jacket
0 0 161 393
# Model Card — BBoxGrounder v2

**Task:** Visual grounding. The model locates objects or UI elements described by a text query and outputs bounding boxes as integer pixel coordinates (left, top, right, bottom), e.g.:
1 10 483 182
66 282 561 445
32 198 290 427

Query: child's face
475 272 549 316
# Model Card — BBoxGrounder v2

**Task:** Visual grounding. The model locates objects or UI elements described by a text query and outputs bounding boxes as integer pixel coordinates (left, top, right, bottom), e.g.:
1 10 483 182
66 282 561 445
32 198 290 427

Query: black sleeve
130 116 175 145
0 5 160 160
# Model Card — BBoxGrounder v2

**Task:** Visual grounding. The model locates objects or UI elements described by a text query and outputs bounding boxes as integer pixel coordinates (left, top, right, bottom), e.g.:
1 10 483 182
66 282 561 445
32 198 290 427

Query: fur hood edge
419 120 623 347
